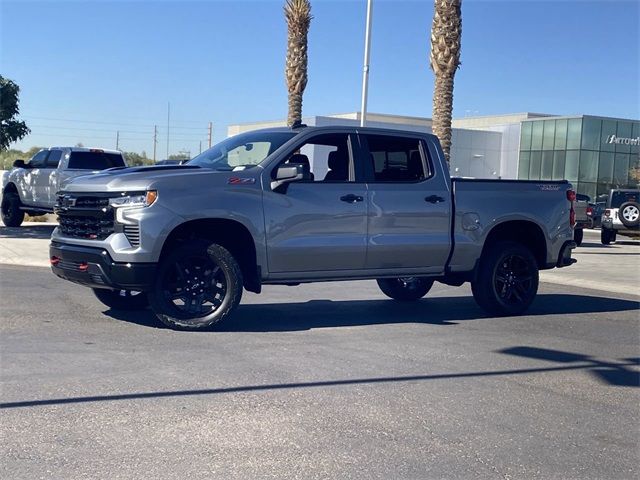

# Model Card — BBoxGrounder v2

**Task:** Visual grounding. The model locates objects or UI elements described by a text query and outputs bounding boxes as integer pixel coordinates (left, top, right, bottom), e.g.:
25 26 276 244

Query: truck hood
61 164 251 192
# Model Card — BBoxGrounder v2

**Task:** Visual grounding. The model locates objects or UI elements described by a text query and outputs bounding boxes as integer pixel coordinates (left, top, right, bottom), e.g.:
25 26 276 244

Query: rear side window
46 150 62 167
363 135 429 182
68 152 126 170
610 191 639 208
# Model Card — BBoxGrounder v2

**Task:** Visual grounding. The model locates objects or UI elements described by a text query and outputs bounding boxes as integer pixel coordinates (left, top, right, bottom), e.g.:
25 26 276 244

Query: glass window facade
518 116 640 199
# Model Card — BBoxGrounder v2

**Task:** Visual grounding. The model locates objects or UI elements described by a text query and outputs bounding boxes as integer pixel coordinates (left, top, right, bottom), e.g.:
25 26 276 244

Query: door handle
340 194 364 203
425 195 445 204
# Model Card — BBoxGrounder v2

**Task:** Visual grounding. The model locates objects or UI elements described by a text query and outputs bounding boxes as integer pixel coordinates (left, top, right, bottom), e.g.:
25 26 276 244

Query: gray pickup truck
49 126 577 330
1 147 127 227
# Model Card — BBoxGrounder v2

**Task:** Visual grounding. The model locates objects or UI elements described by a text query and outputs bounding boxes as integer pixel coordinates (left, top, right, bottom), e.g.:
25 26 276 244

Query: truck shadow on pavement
2 346 637 409
105 293 640 332
0 225 56 239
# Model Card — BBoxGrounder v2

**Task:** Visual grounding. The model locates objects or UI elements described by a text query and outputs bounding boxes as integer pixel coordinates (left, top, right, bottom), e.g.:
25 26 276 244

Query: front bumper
50 242 156 291
556 240 577 268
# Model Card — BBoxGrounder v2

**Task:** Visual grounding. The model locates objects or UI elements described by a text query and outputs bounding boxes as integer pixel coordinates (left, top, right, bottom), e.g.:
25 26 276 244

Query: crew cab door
43 150 63 208
358 133 452 273
262 132 368 274
21 150 49 206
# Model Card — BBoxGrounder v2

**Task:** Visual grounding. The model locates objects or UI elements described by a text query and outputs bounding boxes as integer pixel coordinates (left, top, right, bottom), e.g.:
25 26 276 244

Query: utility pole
199 141 202 154
166 102 171 158
153 125 157 162
208 122 213 148
360 0 373 127
116 130 120 150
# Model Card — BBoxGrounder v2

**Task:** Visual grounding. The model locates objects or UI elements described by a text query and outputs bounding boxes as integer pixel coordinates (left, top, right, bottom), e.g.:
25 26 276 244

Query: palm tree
429 0 462 164
284 0 312 127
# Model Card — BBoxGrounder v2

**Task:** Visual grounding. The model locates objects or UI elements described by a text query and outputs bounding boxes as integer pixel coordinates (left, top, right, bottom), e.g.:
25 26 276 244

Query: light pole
360 0 373 127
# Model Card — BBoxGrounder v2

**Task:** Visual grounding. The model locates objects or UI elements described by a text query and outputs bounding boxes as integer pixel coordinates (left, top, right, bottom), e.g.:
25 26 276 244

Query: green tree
124 151 153 166
429 0 462 164
284 0 312 127
0 75 30 151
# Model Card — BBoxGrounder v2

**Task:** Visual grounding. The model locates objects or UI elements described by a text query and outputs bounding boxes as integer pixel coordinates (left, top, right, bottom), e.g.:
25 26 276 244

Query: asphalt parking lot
1 225 639 479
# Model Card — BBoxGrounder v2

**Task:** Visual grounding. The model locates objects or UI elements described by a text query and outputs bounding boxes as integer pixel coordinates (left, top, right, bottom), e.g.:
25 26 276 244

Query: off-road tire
149 240 243 330
376 277 434 301
601 228 616 245
574 228 584 247
1 193 24 227
471 241 539 316
93 288 149 310
619 202 640 228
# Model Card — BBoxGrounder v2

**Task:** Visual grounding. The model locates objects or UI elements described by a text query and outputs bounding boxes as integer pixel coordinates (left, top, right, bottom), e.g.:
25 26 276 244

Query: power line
22 115 208 130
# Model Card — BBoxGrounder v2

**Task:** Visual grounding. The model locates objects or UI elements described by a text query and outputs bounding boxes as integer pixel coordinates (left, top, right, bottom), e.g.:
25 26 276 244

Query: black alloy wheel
472 241 539 316
149 240 242 330
376 277 434 301
93 288 149 310
1 193 25 227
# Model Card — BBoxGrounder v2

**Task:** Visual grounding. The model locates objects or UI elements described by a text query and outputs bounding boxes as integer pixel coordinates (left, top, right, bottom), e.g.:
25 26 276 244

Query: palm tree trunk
284 0 312 127
429 0 462 165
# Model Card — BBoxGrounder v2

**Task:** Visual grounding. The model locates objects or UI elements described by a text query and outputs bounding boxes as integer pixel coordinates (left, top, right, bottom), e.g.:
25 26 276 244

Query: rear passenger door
43 149 63 208
359 133 452 273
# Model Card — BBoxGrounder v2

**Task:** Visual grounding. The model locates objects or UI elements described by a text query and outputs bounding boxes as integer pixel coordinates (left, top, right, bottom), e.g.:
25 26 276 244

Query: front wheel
573 228 584 247
601 228 616 245
1 193 25 227
148 240 243 330
376 277 434 301
471 241 539 316
93 288 149 310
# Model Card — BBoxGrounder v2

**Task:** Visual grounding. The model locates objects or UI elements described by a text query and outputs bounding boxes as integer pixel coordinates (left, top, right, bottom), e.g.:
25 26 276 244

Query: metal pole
153 125 157 162
116 130 119 150
208 122 213 148
166 102 170 158
360 0 373 127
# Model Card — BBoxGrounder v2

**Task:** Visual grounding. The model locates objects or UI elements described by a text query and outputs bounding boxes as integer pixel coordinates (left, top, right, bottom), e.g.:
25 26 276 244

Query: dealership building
228 112 639 199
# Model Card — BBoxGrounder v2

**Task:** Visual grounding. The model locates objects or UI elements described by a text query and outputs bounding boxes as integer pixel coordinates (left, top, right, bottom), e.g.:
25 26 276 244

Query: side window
278 133 353 182
29 150 49 168
363 135 429 182
46 150 62 168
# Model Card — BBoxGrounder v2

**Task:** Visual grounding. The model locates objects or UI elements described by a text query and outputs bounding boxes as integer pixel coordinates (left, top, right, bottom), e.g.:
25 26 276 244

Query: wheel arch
480 220 548 269
159 218 261 293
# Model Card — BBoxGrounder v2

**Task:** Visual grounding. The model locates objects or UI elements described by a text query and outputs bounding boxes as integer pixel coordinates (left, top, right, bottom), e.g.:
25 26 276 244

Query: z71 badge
228 177 256 185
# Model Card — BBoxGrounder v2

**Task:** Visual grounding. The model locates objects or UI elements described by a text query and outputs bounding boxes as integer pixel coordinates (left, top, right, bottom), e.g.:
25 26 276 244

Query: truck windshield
187 131 296 170
68 152 126 170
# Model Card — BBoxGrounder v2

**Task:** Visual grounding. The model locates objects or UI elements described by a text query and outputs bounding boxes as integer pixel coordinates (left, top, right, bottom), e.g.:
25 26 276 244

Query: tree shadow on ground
104 293 639 332
0 224 55 239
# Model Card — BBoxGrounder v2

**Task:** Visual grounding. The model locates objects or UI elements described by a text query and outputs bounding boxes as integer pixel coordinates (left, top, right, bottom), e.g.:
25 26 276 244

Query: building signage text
605 134 639 146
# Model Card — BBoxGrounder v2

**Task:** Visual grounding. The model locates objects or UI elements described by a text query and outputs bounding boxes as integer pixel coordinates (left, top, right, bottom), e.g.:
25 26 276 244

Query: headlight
109 190 157 209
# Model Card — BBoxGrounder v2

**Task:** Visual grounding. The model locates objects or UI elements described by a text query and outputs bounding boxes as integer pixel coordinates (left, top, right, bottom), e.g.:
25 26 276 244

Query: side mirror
12 159 26 169
271 163 310 191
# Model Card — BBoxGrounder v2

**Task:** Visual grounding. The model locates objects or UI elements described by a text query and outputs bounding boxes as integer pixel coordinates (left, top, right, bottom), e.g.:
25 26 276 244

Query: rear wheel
93 288 149 310
1 193 24 227
148 240 243 330
619 202 640 228
376 277 434 301
601 228 616 245
574 228 584 247
471 241 539 316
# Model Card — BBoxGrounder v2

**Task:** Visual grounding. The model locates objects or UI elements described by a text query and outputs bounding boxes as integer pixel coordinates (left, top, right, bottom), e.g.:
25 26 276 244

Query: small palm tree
429 0 462 164
284 0 312 127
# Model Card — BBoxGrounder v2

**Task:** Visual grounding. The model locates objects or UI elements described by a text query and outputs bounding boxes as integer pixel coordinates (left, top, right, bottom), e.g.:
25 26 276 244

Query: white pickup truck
1 147 127 226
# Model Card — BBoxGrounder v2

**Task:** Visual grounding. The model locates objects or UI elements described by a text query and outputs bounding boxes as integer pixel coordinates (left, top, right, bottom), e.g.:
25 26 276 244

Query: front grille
58 259 83 271
123 224 140 247
58 215 114 240
56 193 116 240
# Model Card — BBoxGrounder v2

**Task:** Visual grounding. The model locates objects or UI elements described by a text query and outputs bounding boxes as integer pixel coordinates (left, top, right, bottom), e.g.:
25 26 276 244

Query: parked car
49 126 576 330
1 147 127 227
601 189 640 244
586 201 605 229
573 193 591 246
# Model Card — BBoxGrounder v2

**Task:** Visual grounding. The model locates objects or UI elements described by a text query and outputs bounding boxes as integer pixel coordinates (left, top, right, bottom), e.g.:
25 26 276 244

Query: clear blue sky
1 0 638 157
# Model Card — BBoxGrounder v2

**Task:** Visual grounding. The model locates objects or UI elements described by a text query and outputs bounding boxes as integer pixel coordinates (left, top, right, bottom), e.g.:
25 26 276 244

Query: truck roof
242 125 437 138
48 147 123 154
